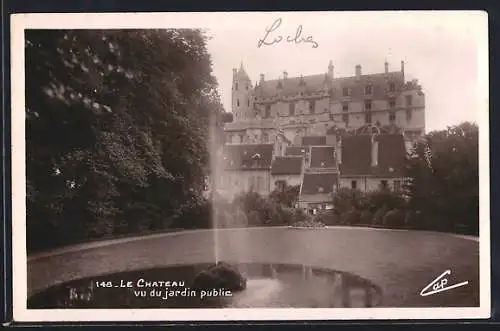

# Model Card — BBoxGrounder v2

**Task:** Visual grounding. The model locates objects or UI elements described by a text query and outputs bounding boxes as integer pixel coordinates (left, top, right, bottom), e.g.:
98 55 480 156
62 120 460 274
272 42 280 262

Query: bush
341 210 361 225
359 210 373 225
318 210 340 226
372 207 388 225
292 208 308 224
247 210 262 226
365 190 406 212
404 210 423 229
332 188 366 214
383 209 406 228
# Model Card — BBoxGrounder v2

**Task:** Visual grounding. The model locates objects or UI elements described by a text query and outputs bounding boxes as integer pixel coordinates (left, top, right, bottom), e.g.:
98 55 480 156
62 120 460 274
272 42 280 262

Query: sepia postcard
11 11 490 322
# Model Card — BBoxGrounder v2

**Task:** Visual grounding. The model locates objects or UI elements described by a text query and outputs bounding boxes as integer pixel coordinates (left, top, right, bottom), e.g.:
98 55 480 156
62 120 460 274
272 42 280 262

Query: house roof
271 156 303 175
310 146 336 168
300 173 338 195
253 71 405 100
372 134 407 177
302 136 326 146
222 144 274 170
285 146 308 156
339 135 372 176
339 134 406 177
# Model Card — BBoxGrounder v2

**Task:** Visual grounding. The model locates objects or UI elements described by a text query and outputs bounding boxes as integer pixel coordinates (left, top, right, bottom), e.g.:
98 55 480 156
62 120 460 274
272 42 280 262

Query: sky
204 11 488 132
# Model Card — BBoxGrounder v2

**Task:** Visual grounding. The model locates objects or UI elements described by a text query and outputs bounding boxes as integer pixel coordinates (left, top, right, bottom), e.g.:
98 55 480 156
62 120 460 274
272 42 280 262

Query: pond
28 263 382 309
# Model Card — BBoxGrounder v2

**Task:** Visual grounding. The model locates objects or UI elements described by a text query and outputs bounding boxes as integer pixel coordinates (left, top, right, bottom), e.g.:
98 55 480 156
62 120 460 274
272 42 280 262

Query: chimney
260 73 265 84
401 60 405 74
371 135 379 167
384 61 389 73
283 71 288 79
355 65 362 80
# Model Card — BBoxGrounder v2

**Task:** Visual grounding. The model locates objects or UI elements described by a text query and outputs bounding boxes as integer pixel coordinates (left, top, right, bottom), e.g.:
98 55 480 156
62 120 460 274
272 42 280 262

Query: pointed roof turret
237 62 251 81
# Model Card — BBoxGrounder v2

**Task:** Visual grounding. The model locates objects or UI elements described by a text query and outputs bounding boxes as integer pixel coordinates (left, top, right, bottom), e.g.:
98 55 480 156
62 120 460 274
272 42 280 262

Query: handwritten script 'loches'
257 18 319 49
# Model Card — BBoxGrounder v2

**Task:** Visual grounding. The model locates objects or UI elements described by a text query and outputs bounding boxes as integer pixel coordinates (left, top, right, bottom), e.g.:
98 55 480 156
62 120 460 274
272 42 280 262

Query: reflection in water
28 263 382 309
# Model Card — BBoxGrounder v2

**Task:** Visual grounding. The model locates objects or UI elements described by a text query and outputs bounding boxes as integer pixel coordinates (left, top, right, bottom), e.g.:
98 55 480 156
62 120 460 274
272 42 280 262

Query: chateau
215 60 425 214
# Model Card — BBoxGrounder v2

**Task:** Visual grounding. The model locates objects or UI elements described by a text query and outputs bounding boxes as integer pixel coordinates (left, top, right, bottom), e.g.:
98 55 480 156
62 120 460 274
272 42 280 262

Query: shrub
332 188 366 214
372 207 388 225
383 209 406 228
318 210 340 225
365 190 406 212
341 210 361 225
247 210 262 226
292 208 308 224
404 210 423 229
359 210 373 225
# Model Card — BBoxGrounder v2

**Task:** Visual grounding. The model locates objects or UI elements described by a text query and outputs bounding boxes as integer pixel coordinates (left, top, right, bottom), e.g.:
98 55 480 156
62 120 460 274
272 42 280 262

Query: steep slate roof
339 135 372 176
372 134 406 177
255 74 330 98
285 146 308 156
339 134 406 177
310 146 336 168
302 136 327 146
271 156 303 175
301 173 339 195
253 71 405 100
222 144 274 170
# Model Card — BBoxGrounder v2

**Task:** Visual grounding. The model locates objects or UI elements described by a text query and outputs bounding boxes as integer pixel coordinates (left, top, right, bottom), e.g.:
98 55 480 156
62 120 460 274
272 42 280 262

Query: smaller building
270 156 304 191
217 144 274 199
339 133 407 192
298 173 338 214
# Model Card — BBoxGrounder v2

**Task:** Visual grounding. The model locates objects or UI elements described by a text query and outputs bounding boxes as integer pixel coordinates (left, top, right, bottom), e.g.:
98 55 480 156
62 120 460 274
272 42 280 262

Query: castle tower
232 63 254 120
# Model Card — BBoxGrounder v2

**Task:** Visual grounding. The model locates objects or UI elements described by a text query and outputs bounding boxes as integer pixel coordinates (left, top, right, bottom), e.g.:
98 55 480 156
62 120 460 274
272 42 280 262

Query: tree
404 122 479 234
25 29 225 251
269 180 300 208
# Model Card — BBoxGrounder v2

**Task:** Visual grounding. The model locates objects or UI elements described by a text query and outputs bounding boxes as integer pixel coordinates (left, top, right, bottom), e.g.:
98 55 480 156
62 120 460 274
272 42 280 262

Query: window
342 114 349 125
365 85 373 95
364 100 372 111
309 100 316 113
246 84 249 90
389 111 396 122
342 102 349 112
265 105 271 118
406 109 413 122
235 83 239 90
389 98 396 109
380 180 388 190
237 99 240 107
342 87 350 97
394 180 401 192
247 99 250 107
389 82 395 92
262 133 269 143
406 95 413 106
239 133 244 143
289 102 295 116
365 111 372 124
351 180 357 189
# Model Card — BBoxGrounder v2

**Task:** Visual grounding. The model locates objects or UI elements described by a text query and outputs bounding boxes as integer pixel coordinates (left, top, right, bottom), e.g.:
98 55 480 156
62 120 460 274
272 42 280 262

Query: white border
11 11 490 322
